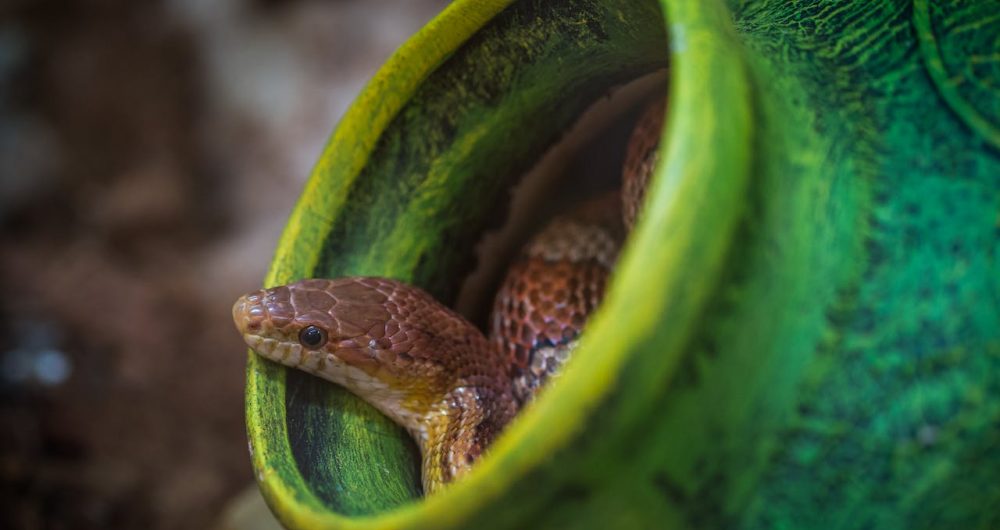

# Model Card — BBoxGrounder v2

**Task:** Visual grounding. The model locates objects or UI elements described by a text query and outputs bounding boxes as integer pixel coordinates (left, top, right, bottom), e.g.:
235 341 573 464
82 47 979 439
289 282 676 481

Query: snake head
232 277 498 433
233 278 391 374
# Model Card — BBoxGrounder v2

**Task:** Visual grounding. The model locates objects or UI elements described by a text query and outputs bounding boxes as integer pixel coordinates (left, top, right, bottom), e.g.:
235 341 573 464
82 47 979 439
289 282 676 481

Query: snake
232 98 664 494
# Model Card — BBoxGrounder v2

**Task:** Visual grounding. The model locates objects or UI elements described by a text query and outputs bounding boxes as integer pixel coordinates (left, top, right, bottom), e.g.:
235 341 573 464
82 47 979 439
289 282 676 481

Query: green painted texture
245 0 1000 528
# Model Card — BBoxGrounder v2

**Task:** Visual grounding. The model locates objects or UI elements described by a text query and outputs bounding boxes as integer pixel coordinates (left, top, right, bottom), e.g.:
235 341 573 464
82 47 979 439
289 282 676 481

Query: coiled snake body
233 99 664 493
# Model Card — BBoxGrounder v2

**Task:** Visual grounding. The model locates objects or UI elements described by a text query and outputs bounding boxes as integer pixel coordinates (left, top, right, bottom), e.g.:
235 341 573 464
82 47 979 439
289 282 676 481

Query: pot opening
256 0 672 521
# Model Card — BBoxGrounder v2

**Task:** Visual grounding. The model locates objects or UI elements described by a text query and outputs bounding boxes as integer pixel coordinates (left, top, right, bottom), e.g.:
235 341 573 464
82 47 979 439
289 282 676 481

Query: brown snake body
233 99 664 493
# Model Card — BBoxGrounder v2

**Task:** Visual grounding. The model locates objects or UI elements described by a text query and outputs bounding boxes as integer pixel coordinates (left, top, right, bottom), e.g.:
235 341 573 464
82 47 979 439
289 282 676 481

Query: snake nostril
247 321 261 332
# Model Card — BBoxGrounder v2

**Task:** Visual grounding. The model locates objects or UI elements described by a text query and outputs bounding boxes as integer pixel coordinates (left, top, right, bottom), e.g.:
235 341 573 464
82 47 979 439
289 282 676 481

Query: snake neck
417 383 519 493
232 277 522 494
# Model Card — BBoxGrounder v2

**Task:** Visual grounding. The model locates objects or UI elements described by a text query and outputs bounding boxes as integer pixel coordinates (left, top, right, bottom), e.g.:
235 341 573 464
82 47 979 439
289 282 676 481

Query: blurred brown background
0 1 448 528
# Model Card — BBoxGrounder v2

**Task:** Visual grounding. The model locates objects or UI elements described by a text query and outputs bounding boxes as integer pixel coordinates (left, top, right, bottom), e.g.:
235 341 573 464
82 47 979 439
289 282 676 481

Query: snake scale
233 98 664 494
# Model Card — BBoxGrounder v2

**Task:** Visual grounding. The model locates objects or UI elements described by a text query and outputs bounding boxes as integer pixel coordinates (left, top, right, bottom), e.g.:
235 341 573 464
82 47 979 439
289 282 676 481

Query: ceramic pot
245 1 1000 528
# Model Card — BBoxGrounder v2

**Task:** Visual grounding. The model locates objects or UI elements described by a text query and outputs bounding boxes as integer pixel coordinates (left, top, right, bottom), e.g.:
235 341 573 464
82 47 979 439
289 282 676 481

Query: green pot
244 0 1000 528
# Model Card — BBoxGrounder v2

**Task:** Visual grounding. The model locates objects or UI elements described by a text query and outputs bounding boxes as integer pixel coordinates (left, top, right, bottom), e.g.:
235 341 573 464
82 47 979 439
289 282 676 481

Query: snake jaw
245 335 304 367
233 294 301 364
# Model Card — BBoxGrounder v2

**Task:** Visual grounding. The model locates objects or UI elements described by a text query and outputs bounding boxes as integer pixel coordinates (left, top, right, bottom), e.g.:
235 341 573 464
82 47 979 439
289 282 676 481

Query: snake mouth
233 294 304 366
241 333 305 367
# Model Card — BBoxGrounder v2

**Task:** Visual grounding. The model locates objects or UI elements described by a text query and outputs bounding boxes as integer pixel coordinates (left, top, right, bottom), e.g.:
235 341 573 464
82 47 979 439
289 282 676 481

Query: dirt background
0 1 448 528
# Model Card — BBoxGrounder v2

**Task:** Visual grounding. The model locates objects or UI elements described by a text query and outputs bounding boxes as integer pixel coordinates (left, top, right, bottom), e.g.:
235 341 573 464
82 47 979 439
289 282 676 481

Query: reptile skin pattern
233 98 663 494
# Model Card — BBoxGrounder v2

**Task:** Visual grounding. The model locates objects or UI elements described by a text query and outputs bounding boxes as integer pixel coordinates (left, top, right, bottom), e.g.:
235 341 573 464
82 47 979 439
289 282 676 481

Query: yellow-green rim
246 0 753 527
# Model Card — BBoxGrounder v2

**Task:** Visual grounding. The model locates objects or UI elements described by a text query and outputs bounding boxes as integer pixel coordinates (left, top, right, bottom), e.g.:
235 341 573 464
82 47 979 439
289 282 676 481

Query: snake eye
298 326 328 349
